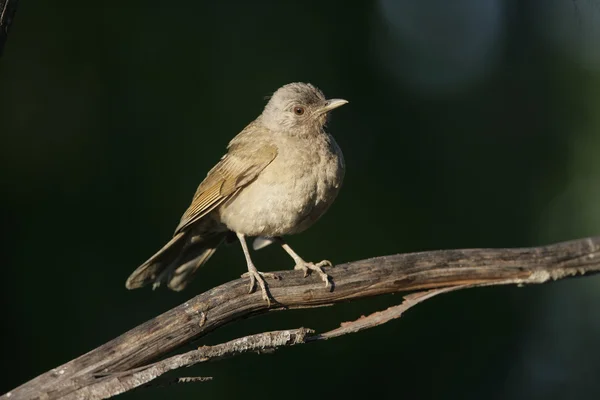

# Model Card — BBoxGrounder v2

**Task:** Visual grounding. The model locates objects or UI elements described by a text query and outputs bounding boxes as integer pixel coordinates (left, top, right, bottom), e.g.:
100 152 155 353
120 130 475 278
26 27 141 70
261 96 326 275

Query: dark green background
2 1 600 399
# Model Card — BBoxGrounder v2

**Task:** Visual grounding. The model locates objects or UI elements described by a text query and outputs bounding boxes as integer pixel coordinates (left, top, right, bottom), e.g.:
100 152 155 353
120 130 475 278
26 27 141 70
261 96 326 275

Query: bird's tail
125 231 226 291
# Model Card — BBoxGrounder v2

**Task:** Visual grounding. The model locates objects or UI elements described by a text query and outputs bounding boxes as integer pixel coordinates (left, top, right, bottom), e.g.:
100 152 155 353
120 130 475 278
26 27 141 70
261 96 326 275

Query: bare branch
80 328 314 399
3 236 600 400
315 286 464 340
91 287 463 396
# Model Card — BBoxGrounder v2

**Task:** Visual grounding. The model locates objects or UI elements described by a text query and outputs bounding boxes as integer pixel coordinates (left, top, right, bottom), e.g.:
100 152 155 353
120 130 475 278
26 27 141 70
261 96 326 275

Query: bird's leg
275 237 331 287
236 232 277 306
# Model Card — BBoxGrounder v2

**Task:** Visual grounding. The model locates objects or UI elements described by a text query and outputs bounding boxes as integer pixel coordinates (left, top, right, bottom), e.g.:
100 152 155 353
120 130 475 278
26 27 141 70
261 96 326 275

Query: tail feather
164 234 224 291
126 231 225 291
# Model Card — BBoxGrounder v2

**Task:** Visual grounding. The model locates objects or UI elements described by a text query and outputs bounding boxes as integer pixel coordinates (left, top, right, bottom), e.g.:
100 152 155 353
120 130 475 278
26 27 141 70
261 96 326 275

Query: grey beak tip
322 98 349 113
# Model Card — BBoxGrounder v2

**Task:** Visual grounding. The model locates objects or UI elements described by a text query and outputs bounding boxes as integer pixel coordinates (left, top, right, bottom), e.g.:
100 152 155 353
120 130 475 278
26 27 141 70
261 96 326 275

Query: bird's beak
318 98 349 115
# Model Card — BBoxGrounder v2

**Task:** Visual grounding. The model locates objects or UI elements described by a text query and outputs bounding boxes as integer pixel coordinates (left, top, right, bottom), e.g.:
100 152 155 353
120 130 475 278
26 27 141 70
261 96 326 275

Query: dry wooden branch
0 0 18 56
85 286 461 398
3 236 600 400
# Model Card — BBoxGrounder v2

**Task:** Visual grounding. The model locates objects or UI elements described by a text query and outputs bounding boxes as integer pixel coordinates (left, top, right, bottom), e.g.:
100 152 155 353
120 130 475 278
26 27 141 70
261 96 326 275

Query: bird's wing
174 139 277 234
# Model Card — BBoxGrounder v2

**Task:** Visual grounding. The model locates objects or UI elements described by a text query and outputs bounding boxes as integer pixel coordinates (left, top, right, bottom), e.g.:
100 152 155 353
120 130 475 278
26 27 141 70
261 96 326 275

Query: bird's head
261 82 348 135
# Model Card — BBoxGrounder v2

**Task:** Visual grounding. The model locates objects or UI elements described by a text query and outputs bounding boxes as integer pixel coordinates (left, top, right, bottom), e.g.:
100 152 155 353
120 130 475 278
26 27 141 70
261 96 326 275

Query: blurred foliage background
2 0 600 399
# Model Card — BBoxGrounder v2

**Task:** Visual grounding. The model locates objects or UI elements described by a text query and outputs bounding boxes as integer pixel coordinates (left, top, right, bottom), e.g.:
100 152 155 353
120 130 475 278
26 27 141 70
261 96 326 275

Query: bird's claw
241 270 279 306
294 259 332 287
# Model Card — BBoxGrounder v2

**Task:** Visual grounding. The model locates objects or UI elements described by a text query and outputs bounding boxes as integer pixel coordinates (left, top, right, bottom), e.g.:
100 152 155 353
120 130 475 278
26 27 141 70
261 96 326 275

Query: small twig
143 376 213 389
81 329 314 399
314 286 464 340
173 377 213 384
0 0 19 56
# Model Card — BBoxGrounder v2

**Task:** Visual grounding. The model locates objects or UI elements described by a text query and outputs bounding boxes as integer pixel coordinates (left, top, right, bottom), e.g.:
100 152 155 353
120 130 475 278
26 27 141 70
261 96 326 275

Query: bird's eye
293 106 305 116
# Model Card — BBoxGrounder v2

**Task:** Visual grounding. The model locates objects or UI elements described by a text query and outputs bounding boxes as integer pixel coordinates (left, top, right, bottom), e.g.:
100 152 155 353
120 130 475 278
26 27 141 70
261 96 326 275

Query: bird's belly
218 156 342 237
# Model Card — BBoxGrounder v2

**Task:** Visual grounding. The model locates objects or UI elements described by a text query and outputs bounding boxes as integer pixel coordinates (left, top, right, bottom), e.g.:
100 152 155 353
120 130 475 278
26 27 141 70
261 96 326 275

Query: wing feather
174 135 277 234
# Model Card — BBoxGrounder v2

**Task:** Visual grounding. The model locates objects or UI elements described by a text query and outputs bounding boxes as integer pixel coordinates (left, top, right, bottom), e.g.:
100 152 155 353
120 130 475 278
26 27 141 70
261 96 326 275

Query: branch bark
4 236 600 400
0 0 18 56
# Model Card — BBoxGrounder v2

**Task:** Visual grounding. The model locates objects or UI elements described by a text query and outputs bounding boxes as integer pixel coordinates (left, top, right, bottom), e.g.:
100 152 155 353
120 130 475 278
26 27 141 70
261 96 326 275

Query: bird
125 82 347 305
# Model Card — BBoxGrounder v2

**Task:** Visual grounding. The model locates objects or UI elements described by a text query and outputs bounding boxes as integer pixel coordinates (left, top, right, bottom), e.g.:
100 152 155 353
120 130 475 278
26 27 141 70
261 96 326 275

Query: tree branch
3 236 600 400
0 0 18 57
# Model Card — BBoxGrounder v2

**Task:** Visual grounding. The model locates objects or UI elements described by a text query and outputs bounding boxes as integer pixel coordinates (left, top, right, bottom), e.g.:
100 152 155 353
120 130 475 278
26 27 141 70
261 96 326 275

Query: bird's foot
294 259 331 287
241 268 279 307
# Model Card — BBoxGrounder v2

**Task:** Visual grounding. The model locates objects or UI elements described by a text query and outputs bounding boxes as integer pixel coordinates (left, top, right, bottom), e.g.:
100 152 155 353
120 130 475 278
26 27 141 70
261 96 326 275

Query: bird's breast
218 134 344 237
